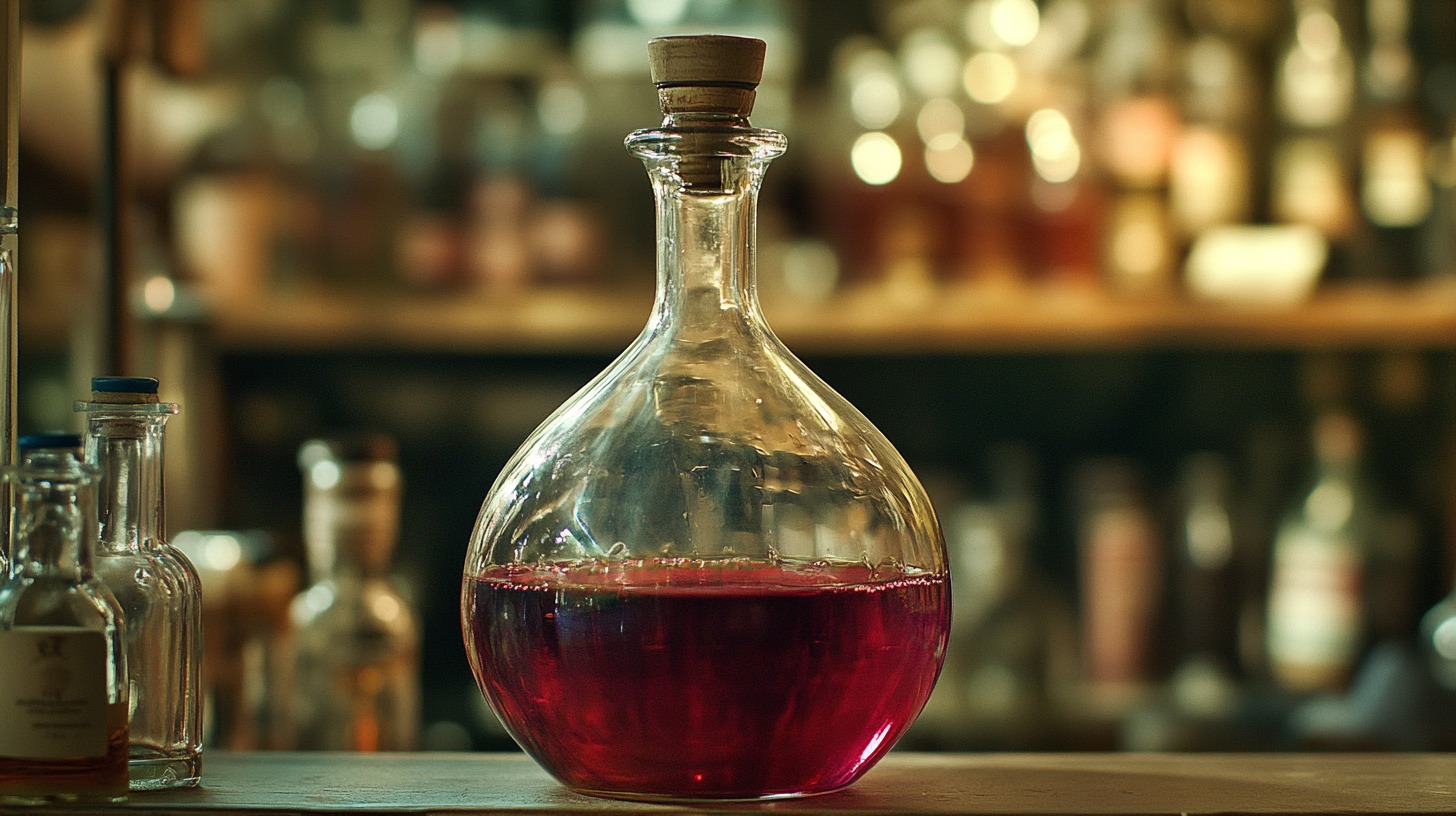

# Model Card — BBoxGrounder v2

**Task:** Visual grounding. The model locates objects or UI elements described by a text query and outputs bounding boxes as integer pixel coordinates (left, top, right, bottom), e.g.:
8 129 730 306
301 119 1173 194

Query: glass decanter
76 377 203 789
462 35 950 801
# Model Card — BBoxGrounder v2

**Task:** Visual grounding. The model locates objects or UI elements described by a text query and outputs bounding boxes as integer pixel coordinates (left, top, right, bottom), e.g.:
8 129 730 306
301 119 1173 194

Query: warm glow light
1026 108 1079 182
963 52 1017 105
852 132 902 185
1362 128 1431 227
1108 195 1170 293
538 81 587 136
850 71 902 130
203 533 243 572
1296 9 1341 60
925 134 974 183
1273 138 1353 235
901 29 962 98
143 275 176 314
350 92 400 150
991 0 1040 47
916 98 965 143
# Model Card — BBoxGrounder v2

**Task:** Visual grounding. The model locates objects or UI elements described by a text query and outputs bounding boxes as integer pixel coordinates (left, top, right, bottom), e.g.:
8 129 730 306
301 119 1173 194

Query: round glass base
128 751 202 791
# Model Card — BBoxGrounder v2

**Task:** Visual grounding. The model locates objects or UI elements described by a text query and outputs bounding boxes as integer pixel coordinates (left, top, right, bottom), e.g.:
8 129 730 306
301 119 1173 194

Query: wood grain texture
35 751 1456 815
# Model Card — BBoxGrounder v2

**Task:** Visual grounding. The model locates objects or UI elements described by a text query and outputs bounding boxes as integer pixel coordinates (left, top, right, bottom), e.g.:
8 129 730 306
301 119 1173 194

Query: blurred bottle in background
1266 411 1371 693
1270 0 1358 280
282 434 419 751
1074 460 1164 720
918 445 1076 750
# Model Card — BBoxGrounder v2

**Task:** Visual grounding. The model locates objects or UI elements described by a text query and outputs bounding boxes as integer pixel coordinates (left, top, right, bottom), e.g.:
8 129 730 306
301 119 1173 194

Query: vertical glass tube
0 1 20 567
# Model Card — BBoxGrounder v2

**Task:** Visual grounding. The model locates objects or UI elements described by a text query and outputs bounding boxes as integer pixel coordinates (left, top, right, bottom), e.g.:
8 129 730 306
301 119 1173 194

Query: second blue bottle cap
18 432 82 452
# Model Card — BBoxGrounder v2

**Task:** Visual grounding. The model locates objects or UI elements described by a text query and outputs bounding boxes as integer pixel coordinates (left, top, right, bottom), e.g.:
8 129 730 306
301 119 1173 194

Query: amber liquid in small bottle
0 701 129 803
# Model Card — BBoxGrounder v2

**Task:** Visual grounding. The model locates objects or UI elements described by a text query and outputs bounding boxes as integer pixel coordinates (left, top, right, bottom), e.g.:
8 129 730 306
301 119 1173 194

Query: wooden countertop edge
32 751 1456 816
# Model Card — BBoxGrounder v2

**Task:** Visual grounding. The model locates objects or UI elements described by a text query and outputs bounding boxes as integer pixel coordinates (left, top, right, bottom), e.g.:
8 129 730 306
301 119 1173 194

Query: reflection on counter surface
13 0 1456 754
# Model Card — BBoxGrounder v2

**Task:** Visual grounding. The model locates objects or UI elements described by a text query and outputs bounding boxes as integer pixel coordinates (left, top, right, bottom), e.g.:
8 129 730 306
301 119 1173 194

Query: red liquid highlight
463 559 949 800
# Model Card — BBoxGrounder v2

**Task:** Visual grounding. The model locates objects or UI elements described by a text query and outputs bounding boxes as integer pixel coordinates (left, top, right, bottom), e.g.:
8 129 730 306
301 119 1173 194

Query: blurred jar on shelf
281 434 420 751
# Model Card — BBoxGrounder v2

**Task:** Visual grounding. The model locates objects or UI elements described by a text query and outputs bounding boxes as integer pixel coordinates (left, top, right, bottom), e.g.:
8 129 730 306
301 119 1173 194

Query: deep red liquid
463 560 949 800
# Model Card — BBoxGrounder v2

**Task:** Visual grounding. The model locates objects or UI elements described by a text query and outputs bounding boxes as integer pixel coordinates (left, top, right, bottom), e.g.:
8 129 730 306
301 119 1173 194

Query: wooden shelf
190 281 1456 355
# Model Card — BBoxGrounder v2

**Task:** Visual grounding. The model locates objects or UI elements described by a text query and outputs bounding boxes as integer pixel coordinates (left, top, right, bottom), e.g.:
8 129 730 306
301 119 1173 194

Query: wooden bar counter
43 752 1456 815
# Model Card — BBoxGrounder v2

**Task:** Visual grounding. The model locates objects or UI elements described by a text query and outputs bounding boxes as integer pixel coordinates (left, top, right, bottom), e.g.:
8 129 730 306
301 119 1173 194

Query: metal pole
1 0 20 563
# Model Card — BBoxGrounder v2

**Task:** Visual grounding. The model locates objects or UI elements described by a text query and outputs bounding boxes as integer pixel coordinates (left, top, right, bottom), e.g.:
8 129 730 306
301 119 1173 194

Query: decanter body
0 435 128 804
77 377 204 789
286 435 419 751
463 36 949 801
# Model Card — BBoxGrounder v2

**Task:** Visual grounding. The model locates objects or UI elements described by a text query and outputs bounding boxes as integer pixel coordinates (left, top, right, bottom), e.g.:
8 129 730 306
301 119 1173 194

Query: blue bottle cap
91 376 159 394
18 432 82 452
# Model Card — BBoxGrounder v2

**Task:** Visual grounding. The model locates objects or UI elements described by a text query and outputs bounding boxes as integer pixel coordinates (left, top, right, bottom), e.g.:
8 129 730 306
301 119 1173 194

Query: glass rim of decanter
624 126 788 162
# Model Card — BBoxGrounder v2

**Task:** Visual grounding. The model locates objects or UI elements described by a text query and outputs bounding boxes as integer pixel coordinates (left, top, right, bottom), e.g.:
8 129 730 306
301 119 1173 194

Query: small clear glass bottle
0 434 128 805
75 376 203 789
462 35 949 801
286 434 419 751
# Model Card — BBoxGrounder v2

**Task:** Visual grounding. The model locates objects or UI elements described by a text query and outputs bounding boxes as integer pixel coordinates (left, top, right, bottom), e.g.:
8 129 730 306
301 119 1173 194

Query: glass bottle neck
651 181 762 332
628 118 786 339
304 463 400 583
88 413 170 553
9 455 96 580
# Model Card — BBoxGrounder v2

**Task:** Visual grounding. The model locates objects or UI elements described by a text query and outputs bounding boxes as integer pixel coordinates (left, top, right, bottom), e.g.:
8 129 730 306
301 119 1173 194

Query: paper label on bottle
1267 528 1362 665
0 628 109 758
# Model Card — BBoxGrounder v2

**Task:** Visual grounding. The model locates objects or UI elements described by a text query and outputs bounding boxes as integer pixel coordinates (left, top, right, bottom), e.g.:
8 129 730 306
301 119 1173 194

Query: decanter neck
629 123 786 335
654 174 761 329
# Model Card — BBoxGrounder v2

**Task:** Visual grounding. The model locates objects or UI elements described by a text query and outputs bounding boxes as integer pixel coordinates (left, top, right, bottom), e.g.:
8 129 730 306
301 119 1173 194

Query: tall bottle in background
0 435 127 804
1075 461 1163 712
1133 453 1246 750
1169 2 1260 251
1091 0 1181 297
1355 0 1431 280
76 377 203 789
1266 411 1370 693
924 446 1076 750
285 434 419 751
1270 0 1358 279
1173 454 1243 684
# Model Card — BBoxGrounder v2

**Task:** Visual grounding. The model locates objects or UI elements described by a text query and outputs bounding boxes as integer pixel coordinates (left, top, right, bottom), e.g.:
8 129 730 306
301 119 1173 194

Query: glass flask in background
76 377 203 789
285 434 419 751
0 434 127 804
462 35 950 802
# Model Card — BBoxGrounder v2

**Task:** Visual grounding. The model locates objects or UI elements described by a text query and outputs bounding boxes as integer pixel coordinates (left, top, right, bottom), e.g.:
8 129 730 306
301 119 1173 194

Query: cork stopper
648 35 765 119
